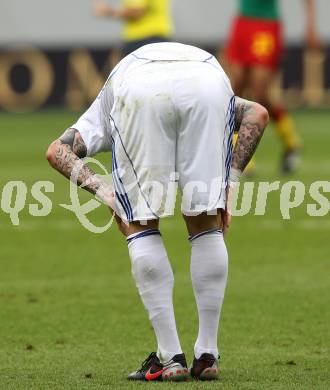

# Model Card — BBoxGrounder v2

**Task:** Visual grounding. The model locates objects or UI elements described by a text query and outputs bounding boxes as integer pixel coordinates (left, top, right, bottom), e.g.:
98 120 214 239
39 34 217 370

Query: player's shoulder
132 42 214 62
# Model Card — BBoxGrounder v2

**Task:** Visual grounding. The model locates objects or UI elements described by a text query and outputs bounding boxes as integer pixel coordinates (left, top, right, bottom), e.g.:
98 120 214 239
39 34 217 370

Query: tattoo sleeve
49 128 113 203
231 98 269 172
59 128 87 158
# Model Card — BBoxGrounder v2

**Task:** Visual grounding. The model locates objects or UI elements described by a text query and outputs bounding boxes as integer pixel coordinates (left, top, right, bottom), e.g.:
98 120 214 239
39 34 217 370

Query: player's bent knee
183 212 221 236
126 219 159 236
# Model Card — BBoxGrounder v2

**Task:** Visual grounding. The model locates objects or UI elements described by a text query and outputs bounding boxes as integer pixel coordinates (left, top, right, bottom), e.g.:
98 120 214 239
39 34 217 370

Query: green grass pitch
0 109 329 389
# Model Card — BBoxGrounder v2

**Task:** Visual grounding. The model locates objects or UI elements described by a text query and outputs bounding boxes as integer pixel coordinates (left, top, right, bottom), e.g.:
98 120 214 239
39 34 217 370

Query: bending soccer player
46 42 268 381
225 0 320 173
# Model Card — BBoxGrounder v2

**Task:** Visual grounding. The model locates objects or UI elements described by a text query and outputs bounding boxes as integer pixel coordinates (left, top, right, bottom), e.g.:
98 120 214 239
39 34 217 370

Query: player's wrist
95 181 114 205
228 167 242 188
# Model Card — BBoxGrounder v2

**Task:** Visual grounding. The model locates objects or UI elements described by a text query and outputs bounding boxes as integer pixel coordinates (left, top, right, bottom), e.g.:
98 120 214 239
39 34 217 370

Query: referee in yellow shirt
94 0 173 57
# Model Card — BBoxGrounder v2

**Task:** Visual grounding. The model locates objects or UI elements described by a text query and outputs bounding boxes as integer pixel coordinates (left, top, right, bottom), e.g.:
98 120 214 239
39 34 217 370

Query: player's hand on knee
108 207 129 237
221 184 235 234
104 193 129 236
220 209 231 234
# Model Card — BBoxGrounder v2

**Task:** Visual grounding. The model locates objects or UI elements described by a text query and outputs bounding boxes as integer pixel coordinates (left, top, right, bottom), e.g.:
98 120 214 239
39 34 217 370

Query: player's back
102 43 234 131
133 42 214 62
109 42 231 90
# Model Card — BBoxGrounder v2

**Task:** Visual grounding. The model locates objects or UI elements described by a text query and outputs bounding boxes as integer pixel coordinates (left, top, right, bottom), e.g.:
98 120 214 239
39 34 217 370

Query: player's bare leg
122 219 159 236
125 219 188 381
183 212 228 380
249 66 301 172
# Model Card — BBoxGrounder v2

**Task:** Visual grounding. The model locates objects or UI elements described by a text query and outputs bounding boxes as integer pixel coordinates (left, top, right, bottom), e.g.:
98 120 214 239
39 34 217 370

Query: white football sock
190 229 228 359
127 229 182 362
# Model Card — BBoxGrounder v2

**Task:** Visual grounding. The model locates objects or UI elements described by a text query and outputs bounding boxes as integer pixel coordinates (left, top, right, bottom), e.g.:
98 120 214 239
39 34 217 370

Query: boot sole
199 367 219 381
162 367 189 382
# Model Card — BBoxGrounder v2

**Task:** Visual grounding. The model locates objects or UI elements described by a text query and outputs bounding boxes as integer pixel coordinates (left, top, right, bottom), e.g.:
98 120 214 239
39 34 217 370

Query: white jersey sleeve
71 54 138 156
71 87 112 157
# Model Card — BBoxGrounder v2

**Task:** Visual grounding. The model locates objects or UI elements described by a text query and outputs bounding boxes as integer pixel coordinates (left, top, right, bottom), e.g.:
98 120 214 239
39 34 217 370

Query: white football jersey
72 42 235 221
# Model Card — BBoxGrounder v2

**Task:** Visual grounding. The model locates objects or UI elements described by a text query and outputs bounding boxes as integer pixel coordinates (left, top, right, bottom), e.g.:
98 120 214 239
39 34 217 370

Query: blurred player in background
225 0 320 173
93 0 173 57
46 42 268 381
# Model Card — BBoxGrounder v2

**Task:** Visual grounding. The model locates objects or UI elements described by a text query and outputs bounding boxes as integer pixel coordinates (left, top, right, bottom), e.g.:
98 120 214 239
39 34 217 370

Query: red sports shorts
226 15 283 70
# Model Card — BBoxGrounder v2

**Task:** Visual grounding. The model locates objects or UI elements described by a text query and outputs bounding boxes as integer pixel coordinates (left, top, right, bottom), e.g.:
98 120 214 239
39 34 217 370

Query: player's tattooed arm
221 98 268 233
46 129 114 205
232 97 269 173
58 128 87 158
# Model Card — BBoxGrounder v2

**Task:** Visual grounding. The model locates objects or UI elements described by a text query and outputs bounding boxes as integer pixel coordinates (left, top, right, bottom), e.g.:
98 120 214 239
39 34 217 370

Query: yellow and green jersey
123 0 172 42
239 0 279 20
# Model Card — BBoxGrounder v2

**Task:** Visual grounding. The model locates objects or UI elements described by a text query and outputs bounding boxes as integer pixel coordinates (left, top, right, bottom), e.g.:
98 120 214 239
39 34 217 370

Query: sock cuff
194 346 219 360
188 228 222 242
127 229 161 245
